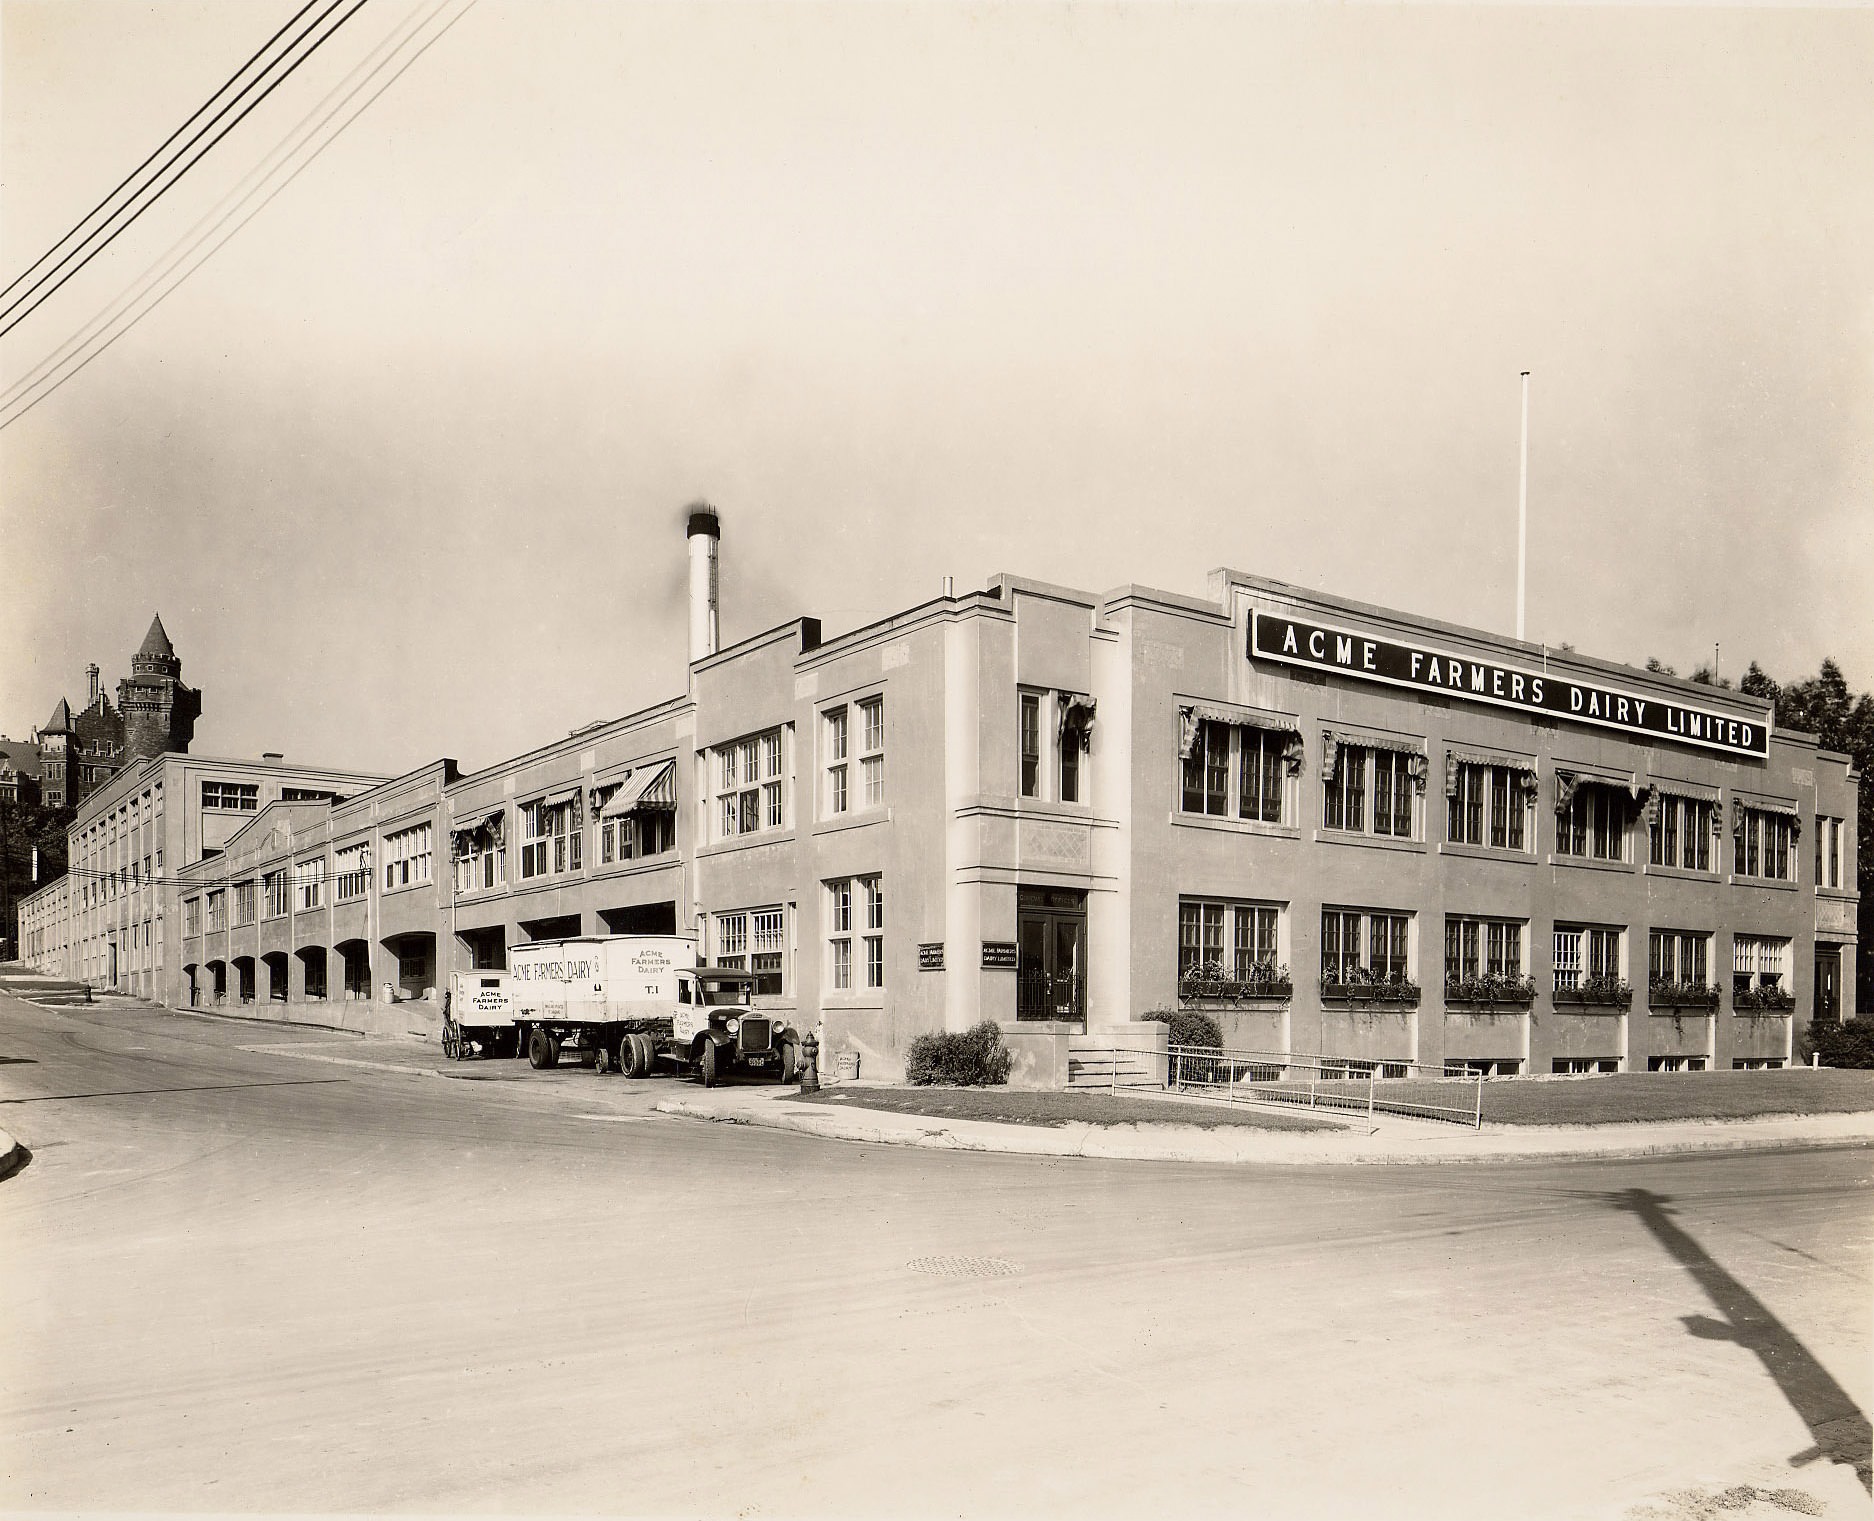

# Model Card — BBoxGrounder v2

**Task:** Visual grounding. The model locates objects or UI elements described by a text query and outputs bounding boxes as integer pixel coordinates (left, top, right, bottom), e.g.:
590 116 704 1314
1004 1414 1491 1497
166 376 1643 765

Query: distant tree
1645 656 1677 676
1739 661 1781 704
1689 664 1733 689
0 798 73 960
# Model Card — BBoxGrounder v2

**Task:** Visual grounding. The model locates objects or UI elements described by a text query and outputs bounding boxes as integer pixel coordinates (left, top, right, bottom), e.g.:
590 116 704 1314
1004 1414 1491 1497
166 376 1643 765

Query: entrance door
1815 946 1841 1024
108 938 118 987
1017 887 1086 1023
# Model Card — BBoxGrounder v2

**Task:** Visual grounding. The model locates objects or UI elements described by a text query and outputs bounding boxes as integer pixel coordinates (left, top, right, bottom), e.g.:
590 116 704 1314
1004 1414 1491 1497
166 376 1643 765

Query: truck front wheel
528 1028 557 1070
699 1040 720 1088
779 1040 800 1085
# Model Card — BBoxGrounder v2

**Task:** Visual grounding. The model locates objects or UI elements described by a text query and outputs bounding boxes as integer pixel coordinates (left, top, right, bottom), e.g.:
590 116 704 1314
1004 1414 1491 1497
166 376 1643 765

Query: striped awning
599 759 676 817
1652 778 1721 804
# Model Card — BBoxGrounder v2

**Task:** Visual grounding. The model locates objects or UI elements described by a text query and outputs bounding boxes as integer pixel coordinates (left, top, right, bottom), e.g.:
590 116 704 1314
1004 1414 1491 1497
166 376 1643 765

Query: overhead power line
0 0 321 307
0 0 372 341
0 0 478 431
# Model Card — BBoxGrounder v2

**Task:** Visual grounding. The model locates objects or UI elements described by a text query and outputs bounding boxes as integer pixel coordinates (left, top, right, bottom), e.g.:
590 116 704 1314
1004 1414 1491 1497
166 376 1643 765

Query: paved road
2 993 1868 1519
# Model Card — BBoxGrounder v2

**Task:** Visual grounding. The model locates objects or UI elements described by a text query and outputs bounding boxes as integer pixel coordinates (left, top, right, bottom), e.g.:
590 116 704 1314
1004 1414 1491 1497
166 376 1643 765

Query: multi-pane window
1320 907 1411 983
335 843 369 901
752 908 786 995
715 729 785 838
1181 722 1291 823
383 821 435 889
1020 693 1042 798
183 896 201 937
827 875 883 992
202 780 259 811
1557 784 1627 861
1553 925 1622 989
1733 807 1795 881
519 800 577 880
1177 899 1281 980
1816 816 1845 889
1443 916 1525 983
1649 795 1714 872
716 911 748 968
263 870 289 920
232 881 255 927
1323 744 1416 839
859 697 885 809
823 709 849 817
1732 935 1790 995
822 701 884 815
1446 763 1530 850
295 858 325 912
1648 930 1710 988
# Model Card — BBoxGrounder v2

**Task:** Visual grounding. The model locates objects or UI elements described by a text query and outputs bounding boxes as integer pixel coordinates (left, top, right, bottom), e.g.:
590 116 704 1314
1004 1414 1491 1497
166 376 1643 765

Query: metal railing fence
1068 1042 1486 1129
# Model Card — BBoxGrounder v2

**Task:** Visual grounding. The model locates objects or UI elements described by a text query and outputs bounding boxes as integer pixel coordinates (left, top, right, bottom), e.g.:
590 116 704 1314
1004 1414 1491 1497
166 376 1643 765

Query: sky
2 0 1870 779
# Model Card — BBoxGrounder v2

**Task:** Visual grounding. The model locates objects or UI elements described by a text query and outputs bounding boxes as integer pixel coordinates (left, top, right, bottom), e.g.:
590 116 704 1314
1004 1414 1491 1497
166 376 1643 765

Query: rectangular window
382 821 435 890
1177 898 1282 986
201 780 259 811
1732 935 1791 995
232 881 255 927
710 727 785 841
1557 783 1628 862
1443 916 1526 983
1815 815 1844 889
1320 906 1411 985
827 875 881 993
715 911 748 968
1324 743 1420 839
859 696 885 809
520 800 577 879
1020 693 1041 798
1239 729 1286 825
183 896 201 937
335 843 369 901
751 907 786 996
263 870 289 920
1647 929 1710 989
1733 807 1796 882
295 858 325 912
1554 925 1622 989
825 707 849 816
1447 762 1529 851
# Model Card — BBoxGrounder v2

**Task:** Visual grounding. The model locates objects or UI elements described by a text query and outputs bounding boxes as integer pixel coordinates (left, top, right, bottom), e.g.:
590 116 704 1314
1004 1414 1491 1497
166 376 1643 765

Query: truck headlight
725 1016 740 1036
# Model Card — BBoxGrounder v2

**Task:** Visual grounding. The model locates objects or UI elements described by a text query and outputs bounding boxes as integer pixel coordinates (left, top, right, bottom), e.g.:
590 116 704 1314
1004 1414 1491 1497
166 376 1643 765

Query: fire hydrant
799 1030 820 1093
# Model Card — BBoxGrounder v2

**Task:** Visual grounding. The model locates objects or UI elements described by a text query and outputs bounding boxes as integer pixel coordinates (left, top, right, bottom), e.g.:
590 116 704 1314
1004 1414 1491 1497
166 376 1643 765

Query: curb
651 1097 1874 1168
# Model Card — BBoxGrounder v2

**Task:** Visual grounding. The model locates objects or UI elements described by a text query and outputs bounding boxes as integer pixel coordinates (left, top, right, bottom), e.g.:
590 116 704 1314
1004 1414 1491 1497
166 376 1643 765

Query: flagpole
1517 370 1530 642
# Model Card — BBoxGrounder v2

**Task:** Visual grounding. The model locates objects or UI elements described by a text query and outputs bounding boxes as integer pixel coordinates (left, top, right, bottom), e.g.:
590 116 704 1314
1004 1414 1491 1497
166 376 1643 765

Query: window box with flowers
1647 980 1721 1011
1733 985 1796 1014
1443 973 1538 1010
1320 969 1421 1007
1552 976 1633 1011
1178 958 1293 1007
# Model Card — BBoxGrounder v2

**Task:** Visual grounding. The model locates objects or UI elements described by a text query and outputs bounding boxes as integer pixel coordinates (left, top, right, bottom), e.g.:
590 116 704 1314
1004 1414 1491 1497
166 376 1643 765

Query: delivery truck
442 969 521 1060
503 934 803 1086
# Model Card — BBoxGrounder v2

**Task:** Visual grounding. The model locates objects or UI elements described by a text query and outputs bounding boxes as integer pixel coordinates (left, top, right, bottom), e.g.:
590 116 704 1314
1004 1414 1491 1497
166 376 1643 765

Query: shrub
1142 1008 1222 1049
1805 1017 1874 1070
905 1020 1012 1086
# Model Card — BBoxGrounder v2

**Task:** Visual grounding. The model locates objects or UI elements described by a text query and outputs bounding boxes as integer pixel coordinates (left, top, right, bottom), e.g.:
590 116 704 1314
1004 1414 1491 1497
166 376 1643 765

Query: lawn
1470 1069 1874 1127
787 1085 1348 1132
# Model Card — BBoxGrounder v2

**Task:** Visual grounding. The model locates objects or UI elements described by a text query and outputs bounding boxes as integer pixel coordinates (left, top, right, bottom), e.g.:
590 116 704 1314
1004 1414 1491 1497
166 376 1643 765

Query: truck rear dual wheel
527 1028 559 1070
630 1033 655 1078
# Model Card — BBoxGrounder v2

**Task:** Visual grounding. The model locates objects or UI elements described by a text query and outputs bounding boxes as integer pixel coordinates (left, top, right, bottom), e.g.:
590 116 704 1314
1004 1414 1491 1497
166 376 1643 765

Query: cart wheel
528 1028 556 1070
593 1044 611 1076
699 1040 720 1088
779 1040 799 1086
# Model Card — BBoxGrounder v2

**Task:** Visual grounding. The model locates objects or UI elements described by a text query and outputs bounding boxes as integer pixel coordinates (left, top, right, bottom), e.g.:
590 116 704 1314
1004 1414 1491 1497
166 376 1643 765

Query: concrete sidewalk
652 1081 1874 1167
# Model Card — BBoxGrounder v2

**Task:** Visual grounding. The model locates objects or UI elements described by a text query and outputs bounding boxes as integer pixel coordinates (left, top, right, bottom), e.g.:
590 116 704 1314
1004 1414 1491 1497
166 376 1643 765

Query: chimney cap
685 502 721 539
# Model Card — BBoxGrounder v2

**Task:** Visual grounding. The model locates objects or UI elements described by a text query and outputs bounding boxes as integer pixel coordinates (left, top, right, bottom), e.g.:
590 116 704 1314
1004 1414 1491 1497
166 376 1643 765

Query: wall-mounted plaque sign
918 943 945 971
981 941 1018 969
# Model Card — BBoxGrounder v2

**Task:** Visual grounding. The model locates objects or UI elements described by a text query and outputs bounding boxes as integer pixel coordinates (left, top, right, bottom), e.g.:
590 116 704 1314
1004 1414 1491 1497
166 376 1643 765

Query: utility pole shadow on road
1603 1187 1872 1495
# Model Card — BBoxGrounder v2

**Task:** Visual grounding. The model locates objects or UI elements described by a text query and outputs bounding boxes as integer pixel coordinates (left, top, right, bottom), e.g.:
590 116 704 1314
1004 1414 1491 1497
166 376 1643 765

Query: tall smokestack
87 664 100 706
686 503 721 664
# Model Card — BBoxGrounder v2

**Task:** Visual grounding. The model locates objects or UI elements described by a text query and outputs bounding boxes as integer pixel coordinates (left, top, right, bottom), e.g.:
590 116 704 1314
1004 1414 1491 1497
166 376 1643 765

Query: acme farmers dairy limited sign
1250 612 1769 759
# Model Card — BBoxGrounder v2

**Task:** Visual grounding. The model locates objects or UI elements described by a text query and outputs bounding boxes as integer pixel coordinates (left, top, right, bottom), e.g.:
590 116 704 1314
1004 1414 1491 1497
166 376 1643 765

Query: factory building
20 511 1859 1082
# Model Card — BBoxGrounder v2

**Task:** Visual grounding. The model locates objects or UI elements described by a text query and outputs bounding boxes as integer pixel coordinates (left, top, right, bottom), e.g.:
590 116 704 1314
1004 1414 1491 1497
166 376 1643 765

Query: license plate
745 1055 768 1066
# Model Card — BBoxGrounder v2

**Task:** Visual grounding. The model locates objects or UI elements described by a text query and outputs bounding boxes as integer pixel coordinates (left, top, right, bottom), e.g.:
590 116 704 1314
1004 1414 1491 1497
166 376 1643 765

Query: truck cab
672 967 797 1086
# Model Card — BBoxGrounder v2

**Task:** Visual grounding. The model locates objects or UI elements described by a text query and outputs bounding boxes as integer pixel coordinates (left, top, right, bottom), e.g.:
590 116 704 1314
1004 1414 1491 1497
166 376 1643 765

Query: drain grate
907 1255 1023 1279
